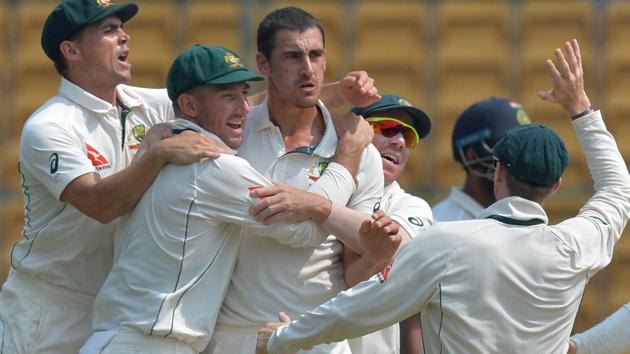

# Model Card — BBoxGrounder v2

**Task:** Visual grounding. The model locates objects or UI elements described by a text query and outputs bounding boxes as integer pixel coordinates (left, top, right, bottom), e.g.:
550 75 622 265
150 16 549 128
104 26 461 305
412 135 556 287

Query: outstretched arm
59 127 221 223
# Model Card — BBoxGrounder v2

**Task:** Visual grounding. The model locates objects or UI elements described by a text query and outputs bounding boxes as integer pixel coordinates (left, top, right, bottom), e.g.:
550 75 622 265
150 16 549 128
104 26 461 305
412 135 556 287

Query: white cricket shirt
432 186 485 222
217 98 383 329
13 77 172 296
348 181 433 354
91 118 355 352
267 111 630 354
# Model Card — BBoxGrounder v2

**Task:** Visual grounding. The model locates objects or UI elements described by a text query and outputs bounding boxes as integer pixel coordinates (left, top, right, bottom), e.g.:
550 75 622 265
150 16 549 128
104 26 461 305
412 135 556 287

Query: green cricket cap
493 124 569 187
351 94 431 139
41 0 138 61
167 45 264 101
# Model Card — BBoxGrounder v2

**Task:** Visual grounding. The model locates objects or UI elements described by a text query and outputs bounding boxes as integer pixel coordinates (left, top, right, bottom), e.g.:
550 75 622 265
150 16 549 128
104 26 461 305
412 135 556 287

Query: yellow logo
96 0 112 8
224 53 243 68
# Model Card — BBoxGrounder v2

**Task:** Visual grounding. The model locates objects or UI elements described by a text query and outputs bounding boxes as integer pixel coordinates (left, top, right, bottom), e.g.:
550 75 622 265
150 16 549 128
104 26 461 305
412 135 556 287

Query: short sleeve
20 119 95 200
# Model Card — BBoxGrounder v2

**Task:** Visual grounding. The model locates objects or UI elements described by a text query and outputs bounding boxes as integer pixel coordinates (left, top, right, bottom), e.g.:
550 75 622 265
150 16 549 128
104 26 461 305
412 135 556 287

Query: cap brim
355 103 432 138
206 69 264 84
92 3 139 25
400 106 432 139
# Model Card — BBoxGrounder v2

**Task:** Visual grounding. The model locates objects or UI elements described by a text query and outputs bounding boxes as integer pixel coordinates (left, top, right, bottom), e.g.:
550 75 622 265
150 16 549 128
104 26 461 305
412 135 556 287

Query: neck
65 72 118 105
462 174 496 208
267 92 325 151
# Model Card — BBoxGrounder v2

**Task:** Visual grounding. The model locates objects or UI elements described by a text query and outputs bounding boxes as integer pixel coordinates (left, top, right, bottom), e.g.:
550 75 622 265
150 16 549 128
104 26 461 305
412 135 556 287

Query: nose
119 28 130 43
301 57 314 78
390 132 406 150
238 95 250 115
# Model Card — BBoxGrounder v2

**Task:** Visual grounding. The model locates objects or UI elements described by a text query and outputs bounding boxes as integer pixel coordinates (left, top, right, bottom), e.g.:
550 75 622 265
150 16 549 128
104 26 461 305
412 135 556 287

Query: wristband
570 107 593 120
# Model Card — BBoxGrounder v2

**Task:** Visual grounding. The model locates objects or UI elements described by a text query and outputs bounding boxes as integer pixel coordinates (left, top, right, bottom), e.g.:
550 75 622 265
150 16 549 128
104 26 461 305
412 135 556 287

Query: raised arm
540 39 630 272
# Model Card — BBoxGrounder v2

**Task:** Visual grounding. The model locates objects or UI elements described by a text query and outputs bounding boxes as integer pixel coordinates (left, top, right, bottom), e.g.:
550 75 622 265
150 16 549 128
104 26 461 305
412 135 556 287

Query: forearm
574 112 630 241
248 220 329 248
319 80 347 109
571 304 630 354
62 148 165 223
322 203 368 254
344 250 389 288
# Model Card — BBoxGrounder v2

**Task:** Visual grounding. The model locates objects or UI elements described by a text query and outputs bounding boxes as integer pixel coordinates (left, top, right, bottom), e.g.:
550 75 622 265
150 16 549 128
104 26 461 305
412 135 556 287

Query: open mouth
381 153 399 165
227 122 242 129
118 50 129 63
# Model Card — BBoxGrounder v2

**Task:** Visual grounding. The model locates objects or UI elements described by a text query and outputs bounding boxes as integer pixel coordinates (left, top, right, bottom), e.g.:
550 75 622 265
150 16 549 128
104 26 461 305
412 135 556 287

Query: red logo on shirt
377 263 393 284
86 143 110 170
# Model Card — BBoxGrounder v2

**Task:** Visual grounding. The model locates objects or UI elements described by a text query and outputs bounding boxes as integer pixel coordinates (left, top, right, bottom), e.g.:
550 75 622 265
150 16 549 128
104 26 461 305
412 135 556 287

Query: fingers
250 185 279 199
278 311 291 323
571 38 582 71
564 41 578 74
554 48 571 78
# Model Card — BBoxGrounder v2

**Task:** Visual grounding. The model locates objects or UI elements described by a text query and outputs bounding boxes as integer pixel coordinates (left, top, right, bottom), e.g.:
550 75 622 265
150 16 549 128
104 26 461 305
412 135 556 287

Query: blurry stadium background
0 0 629 337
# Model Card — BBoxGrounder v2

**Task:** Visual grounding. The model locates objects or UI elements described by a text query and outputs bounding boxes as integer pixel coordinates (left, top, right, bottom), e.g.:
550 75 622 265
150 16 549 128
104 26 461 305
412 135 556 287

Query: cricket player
81 44 375 354
568 302 630 354
432 97 531 221
256 39 630 354
340 94 433 354
208 7 384 353
0 1 218 352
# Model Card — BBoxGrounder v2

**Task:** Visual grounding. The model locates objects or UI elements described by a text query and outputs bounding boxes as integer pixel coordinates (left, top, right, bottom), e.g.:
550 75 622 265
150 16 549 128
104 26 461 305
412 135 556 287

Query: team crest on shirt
96 0 112 8
126 124 146 150
305 161 329 185
86 143 111 171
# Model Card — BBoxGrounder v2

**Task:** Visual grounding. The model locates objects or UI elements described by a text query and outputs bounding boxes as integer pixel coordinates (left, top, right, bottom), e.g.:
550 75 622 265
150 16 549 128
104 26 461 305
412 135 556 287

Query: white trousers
0 269 94 354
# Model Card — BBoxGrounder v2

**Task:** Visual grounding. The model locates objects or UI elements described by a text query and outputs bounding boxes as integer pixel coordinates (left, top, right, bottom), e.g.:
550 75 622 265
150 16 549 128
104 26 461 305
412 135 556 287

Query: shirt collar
448 187 486 218
59 77 145 114
384 181 401 195
172 118 236 155
252 97 338 158
479 196 549 225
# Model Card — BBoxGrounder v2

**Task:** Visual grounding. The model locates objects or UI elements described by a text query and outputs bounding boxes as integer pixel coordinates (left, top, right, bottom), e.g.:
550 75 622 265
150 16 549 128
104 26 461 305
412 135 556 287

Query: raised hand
338 71 381 108
538 39 592 116
359 211 402 267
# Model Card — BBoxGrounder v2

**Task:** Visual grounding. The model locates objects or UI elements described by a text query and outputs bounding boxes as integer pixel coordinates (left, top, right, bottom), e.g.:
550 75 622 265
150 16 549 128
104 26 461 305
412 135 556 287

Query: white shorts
0 269 95 354
205 325 351 354
81 329 197 354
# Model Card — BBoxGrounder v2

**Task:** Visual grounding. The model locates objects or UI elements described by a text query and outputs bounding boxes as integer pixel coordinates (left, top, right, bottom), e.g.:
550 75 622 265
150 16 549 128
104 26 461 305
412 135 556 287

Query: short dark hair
257 7 325 60
505 170 555 202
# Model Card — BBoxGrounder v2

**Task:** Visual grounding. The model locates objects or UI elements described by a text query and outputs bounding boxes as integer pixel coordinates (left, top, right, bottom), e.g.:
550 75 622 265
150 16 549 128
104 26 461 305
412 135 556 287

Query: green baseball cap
41 0 138 61
493 124 569 187
351 94 431 139
167 45 264 101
